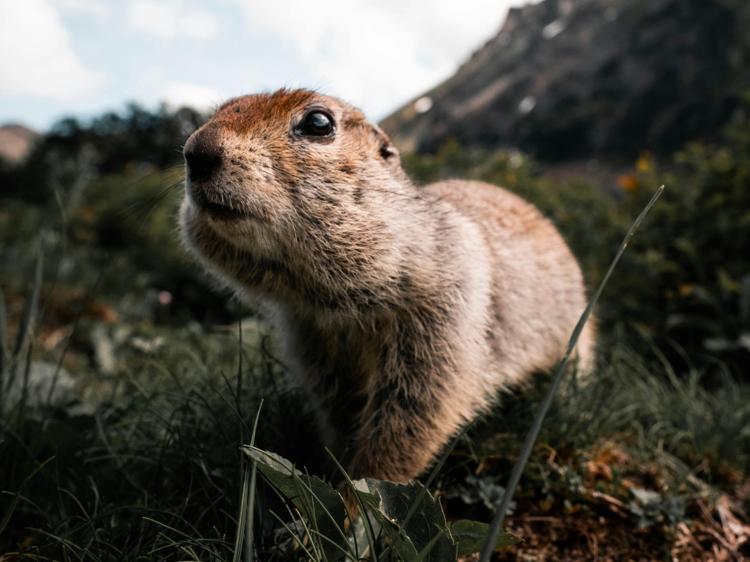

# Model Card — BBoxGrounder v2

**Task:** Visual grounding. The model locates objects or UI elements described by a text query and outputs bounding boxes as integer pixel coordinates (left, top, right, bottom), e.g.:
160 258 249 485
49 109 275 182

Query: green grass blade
415 527 450 562
245 402 263 562
233 464 251 562
0 288 7 405
232 401 263 562
0 456 55 536
289 467 354 557
478 185 664 562
325 449 380 562
12 246 43 362
245 464 258 562
268 510 320 562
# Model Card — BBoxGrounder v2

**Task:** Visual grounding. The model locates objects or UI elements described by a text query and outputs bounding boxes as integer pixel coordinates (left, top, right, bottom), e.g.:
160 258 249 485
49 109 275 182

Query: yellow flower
636 152 653 174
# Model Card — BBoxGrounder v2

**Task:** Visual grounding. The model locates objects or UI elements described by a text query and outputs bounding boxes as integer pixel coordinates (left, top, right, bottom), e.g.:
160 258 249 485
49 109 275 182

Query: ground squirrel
179 88 595 483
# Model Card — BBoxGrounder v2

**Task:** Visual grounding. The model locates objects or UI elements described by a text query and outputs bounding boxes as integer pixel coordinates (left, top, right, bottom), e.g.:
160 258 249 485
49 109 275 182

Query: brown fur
178 88 596 483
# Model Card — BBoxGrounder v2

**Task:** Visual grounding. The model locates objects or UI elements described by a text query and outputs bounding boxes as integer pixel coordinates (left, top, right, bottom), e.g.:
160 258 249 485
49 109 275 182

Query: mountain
382 0 750 161
0 124 39 163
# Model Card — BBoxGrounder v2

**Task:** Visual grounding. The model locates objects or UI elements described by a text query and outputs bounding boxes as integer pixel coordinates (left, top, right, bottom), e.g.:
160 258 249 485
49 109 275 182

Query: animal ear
369 124 400 165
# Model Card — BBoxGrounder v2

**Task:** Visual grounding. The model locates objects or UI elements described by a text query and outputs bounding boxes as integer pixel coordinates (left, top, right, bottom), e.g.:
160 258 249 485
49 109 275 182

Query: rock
91 323 117 374
3 361 75 407
382 0 750 161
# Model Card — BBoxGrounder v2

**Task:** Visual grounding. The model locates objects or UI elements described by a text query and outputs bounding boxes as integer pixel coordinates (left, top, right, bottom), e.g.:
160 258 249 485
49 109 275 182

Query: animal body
179 88 595 483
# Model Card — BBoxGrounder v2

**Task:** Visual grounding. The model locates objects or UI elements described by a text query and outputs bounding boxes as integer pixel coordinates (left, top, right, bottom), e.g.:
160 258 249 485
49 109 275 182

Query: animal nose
184 140 222 183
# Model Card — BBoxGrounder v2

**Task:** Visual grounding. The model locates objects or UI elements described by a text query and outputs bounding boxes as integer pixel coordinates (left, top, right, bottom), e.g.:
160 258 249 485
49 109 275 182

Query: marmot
179 88 595 483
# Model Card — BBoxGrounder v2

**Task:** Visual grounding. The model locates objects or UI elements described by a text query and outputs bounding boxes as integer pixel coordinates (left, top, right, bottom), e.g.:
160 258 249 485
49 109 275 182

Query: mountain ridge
382 0 750 161
0 124 39 163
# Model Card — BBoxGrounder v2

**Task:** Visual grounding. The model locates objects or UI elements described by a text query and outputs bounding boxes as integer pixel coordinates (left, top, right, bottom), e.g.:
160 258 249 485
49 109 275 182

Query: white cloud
140 67 222 109
160 80 222 109
57 0 111 20
234 0 532 118
128 0 219 40
0 0 106 100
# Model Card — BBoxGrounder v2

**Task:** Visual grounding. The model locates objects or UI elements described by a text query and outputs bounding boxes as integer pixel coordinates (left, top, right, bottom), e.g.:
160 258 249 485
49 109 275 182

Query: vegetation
404 113 750 375
1 103 749 560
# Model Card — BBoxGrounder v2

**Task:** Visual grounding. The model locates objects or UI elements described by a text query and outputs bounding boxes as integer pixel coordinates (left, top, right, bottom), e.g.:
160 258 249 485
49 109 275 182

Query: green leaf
451 520 515 557
241 445 348 561
367 479 456 562
353 480 419 562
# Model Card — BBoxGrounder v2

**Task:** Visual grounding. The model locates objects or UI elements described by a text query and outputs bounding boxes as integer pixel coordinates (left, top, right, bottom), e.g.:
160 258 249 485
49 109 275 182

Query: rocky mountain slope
382 0 750 161
0 124 39 163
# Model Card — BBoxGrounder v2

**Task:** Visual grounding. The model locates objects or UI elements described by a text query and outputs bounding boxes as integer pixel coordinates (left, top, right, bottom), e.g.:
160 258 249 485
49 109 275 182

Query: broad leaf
450 519 515 557
242 445 348 561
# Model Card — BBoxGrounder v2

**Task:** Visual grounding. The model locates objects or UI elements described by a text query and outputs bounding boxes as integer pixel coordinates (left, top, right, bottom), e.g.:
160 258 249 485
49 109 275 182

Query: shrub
403 107 750 375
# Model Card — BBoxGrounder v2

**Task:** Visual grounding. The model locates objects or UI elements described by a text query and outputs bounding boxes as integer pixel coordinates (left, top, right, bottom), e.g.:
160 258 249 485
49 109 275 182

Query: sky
0 0 536 131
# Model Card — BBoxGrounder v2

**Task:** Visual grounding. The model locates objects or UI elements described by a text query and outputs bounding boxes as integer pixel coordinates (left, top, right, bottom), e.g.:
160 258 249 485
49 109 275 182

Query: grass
1 269 749 559
478 185 664 561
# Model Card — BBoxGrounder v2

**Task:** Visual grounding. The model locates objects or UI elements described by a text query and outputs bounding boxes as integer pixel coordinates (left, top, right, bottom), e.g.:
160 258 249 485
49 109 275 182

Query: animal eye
297 111 334 137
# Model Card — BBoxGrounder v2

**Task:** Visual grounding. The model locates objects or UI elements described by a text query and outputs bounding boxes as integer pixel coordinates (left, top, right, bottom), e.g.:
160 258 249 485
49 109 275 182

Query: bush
403 109 750 375
0 103 206 203
612 117 750 371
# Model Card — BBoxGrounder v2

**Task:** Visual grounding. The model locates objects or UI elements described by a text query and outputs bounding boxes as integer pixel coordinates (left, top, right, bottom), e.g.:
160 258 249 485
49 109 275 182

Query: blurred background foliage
402 103 750 376
3 97 749 376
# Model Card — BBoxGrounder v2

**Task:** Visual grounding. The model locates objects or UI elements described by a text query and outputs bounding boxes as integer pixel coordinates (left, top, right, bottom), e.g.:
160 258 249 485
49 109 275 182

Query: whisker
118 180 183 223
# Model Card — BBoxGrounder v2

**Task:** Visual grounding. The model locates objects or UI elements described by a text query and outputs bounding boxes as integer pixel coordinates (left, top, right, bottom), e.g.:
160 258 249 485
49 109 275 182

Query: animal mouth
188 183 247 221
200 199 246 220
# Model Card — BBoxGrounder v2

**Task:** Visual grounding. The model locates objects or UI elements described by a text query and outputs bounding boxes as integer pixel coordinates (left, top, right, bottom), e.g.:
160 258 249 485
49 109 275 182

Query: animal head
179 88 410 307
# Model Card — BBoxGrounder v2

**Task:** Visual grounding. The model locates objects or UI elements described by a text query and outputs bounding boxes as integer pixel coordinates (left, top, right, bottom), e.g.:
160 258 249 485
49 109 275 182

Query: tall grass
2 277 749 559
478 185 664 560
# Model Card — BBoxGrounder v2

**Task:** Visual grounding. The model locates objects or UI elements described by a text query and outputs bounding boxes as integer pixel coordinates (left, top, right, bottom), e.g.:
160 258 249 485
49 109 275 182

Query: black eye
297 111 334 137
